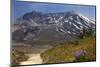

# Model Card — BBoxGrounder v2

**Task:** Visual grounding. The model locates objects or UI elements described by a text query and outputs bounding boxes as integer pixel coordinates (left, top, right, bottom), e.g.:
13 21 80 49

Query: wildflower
74 49 87 61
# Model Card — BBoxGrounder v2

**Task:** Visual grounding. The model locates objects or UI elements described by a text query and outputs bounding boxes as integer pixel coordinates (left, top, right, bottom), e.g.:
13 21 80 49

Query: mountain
12 11 95 42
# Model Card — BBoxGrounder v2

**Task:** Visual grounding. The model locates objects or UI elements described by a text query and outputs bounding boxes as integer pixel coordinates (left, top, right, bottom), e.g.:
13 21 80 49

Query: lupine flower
74 50 87 61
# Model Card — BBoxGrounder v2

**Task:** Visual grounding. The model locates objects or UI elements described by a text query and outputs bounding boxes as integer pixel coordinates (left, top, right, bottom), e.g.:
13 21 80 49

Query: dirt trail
19 44 52 65
20 54 43 65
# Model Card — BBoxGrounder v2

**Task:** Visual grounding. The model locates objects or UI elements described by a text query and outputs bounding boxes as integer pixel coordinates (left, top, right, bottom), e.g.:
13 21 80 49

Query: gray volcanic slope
12 11 95 42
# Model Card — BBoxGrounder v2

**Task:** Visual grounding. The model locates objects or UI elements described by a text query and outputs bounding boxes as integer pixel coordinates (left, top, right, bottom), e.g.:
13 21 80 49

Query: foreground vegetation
41 36 96 64
11 49 29 66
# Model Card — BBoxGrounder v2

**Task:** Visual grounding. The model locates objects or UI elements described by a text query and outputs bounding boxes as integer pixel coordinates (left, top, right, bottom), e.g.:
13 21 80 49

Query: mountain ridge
12 11 96 42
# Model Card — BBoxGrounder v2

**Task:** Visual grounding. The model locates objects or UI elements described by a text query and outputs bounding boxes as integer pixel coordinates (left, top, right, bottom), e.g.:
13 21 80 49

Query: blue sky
11 0 96 22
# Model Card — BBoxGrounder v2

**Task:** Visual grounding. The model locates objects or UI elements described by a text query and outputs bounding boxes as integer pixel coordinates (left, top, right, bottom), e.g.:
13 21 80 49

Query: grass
11 49 29 66
40 36 96 64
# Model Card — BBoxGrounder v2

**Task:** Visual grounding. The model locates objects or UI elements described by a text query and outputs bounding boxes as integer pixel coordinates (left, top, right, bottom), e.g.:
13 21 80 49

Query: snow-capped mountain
12 11 96 42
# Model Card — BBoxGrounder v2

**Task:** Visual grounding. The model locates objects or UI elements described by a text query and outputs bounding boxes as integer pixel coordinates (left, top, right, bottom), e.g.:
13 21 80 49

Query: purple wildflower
74 50 87 60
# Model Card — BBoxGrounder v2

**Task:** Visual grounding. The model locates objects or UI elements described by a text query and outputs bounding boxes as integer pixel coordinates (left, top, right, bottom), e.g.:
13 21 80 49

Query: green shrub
79 28 94 39
72 40 79 46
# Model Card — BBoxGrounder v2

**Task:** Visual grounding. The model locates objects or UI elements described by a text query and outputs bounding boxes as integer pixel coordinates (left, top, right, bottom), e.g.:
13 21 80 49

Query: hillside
41 36 96 64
